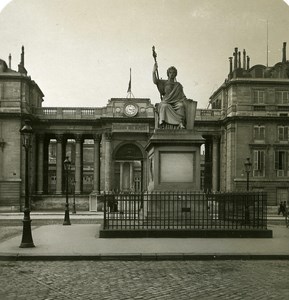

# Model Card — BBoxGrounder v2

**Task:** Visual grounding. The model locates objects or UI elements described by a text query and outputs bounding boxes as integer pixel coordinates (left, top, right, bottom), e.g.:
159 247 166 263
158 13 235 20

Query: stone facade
1 44 289 210
210 43 289 205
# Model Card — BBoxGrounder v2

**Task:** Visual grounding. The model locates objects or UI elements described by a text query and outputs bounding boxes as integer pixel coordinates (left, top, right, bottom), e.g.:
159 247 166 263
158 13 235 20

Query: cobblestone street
1 260 289 299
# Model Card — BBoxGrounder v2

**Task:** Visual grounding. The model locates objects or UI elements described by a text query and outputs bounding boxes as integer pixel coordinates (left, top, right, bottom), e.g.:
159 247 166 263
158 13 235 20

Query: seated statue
153 63 187 129
0 59 8 73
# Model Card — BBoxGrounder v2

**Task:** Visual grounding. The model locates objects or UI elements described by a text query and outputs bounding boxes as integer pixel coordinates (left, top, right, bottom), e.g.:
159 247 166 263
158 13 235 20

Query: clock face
124 104 138 117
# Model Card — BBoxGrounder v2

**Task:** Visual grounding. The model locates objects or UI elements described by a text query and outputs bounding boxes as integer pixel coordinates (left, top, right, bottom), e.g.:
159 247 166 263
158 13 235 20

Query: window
274 150 289 176
278 126 289 142
253 90 265 104
50 176 56 184
276 91 289 104
253 150 265 177
254 126 265 141
212 99 221 109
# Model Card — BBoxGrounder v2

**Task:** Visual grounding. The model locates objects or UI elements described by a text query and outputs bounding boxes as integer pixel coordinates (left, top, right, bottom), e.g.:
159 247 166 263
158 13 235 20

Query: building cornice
0 73 44 97
210 77 289 100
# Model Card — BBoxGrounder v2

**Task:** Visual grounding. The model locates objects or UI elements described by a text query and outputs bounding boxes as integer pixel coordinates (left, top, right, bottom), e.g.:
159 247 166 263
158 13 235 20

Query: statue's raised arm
152 62 159 85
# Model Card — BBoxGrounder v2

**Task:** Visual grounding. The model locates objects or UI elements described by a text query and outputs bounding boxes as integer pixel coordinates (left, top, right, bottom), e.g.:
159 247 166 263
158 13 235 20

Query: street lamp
63 156 71 225
19 120 35 248
244 157 252 191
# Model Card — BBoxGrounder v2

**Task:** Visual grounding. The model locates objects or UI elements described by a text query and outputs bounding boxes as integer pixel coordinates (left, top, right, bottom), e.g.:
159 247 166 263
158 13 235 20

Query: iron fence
103 191 267 230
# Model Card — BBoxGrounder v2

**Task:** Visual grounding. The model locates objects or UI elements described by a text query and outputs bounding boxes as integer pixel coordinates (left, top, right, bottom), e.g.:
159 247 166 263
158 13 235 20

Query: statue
0 59 8 73
152 47 187 129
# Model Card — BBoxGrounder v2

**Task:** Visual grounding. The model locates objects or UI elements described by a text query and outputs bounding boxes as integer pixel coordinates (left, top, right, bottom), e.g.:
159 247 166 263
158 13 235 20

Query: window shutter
276 91 280 104
274 151 279 170
284 92 289 104
254 150 259 170
278 127 284 141
260 91 265 104
260 151 265 171
253 91 257 103
280 151 285 170
260 127 265 140
285 127 289 141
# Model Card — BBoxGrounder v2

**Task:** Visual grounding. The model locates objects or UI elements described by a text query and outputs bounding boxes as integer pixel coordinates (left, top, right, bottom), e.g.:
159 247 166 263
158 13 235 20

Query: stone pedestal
145 129 204 192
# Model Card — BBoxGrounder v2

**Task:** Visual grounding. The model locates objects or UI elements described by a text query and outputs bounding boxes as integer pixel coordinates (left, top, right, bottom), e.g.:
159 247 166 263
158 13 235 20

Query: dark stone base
99 229 273 238
31 195 89 211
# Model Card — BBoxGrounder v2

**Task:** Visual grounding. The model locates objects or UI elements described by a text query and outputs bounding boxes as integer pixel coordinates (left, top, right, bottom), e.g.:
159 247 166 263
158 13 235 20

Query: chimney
18 46 27 75
229 57 233 73
243 49 246 69
238 51 241 68
8 53 11 69
234 47 238 69
282 42 287 63
21 46 24 66
247 56 250 70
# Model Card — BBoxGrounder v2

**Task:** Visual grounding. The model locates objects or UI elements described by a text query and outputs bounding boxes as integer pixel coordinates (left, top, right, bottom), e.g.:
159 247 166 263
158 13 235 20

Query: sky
1 0 289 108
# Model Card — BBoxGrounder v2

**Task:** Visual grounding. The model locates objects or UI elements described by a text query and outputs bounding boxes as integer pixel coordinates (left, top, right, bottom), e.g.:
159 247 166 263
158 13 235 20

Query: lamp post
63 156 71 225
244 157 252 191
19 120 35 248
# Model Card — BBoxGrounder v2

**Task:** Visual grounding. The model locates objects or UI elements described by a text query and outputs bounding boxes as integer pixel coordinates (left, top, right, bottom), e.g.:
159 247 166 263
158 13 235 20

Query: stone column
0 146 3 180
104 131 112 191
119 162 124 191
93 134 101 193
212 136 220 192
36 134 44 194
55 134 63 194
204 136 212 193
43 139 49 194
0 122 5 179
75 134 83 194
130 162 134 191
30 135 37 195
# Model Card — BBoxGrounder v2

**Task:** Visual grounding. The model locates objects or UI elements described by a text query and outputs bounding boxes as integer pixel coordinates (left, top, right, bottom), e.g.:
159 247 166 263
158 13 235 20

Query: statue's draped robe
156 79 187 126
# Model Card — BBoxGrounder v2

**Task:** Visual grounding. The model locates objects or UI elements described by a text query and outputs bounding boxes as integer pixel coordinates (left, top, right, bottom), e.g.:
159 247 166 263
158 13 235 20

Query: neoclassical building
1 43 289 211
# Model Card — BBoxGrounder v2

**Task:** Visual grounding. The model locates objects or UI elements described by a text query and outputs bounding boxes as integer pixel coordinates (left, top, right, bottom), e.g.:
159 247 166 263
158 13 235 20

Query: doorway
113 143 144 192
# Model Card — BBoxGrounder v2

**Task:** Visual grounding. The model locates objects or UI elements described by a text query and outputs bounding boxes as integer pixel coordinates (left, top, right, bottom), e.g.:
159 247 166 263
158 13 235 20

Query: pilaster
55 134 64 194
93 134 101 193
104 131 112 191
36 134 45 194
75 134 83 194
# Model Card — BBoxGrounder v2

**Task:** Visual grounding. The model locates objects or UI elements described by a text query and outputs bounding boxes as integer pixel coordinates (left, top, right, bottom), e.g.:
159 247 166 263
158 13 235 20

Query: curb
1 253 289 261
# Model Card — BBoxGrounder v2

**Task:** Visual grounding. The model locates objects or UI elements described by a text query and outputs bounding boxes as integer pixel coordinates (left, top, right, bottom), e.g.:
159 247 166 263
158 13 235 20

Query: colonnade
204 135 221 192
34 131 220 195
35 133 104 195
212 136 220 191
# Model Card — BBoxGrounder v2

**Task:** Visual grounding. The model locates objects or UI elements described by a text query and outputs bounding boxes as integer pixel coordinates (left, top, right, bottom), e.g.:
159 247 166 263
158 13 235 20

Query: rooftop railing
33 107 222 121
33 107 104 119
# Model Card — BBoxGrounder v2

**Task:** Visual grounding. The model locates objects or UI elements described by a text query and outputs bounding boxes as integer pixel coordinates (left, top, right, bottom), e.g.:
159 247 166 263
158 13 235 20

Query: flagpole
127 68 134 98
266 20 269 67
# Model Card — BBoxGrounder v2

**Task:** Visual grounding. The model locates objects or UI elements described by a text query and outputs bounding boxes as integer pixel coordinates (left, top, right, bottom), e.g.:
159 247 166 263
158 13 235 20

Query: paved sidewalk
0 221 288 260
0 211 285 222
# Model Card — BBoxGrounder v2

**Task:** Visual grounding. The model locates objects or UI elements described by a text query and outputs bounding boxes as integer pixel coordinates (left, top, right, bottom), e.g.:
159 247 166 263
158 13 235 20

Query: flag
127 68 131 93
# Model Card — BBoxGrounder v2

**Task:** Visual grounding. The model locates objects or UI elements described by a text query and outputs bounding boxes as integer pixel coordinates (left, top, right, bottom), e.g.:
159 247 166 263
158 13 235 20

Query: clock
124 103 138 117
